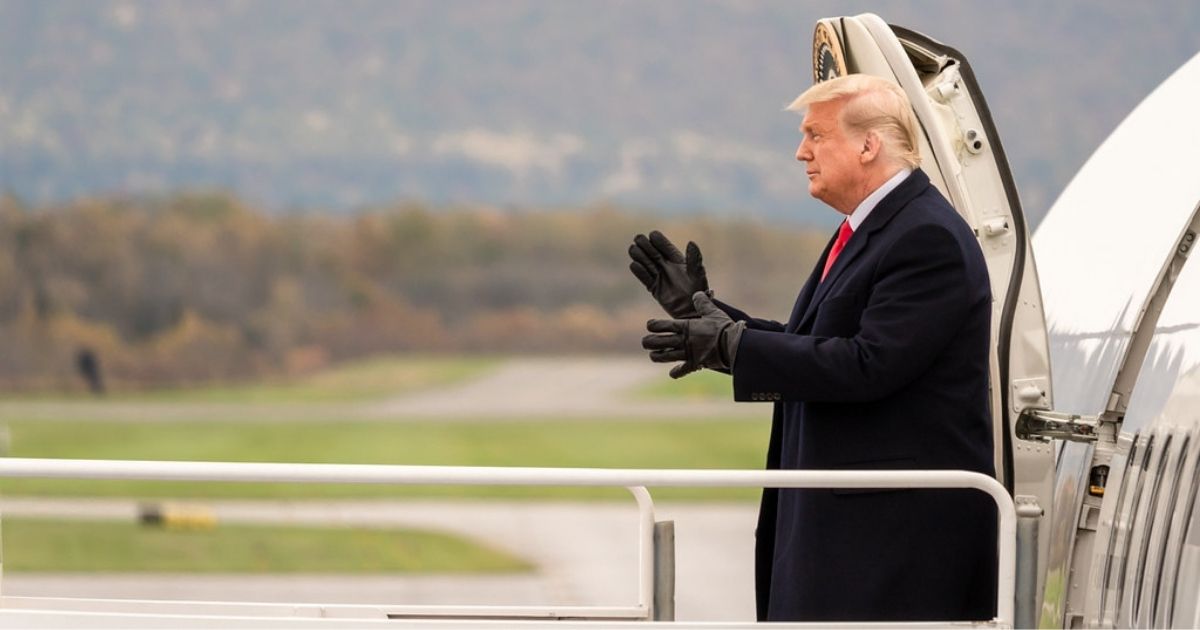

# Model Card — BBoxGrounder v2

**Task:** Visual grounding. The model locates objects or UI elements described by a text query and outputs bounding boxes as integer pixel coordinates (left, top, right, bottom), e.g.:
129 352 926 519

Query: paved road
369 356 751 419
1 498 758 621
0 357 757 423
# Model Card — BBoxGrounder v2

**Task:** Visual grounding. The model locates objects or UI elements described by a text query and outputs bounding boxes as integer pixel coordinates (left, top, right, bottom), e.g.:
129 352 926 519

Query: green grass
2 518 530 573
632 369 732 401
0 418 769 500
2 355 500 404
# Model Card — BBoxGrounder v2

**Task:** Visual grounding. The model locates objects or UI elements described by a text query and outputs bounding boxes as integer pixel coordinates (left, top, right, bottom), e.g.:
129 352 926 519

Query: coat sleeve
714 298 786 333
731 223 976 403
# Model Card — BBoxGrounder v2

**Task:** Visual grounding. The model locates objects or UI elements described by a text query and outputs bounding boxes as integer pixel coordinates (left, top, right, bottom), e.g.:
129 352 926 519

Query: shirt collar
846 168 912 232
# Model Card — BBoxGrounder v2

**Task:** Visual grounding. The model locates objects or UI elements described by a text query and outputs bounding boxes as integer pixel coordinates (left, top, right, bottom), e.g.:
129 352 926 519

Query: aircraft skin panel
1121 431 1172 627
1033 52 1200 417
1144 432 1191 627
1169 454 1200 628
1041 439 1096 627
1084 432 1136 627
1122 202 1200 435
1033 51 1200 628
1082 201 1200 627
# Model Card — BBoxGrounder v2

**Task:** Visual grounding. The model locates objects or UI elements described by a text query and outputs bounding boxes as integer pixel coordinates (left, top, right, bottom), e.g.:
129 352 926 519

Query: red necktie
821 220 854 282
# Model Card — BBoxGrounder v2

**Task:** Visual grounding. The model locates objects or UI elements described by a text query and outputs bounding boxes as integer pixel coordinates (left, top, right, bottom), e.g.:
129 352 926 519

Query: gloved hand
629 230 711 319
642 292 746 379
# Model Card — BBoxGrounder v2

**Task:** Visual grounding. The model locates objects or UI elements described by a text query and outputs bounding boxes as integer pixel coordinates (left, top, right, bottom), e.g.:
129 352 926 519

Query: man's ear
859 131 882 164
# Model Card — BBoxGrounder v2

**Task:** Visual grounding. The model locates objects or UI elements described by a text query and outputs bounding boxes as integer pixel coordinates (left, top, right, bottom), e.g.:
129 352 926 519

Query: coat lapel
792 169 932 333
784 233 837 332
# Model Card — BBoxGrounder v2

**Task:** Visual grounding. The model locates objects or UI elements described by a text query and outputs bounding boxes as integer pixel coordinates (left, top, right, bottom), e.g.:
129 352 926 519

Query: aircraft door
811 12 1058 615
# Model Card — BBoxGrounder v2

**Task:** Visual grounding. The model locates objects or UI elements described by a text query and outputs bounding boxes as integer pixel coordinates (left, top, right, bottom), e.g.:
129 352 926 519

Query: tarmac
0 356 758 423
368 356 755 420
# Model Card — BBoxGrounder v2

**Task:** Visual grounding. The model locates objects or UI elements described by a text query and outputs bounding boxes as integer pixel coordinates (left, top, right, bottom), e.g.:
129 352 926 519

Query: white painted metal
0 598 648 621
1032 51 1200 629
1122 202 1200 435
0 458 1015 627
0 608 1003 630
628 485 655 618
1034 52 1200 418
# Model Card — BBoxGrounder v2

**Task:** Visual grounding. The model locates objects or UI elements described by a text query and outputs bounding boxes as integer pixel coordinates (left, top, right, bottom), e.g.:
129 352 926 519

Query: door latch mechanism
1015 409 1104 443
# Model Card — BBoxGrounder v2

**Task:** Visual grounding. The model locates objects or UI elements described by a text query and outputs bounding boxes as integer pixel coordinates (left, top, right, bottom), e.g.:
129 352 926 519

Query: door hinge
1015 409 1103 443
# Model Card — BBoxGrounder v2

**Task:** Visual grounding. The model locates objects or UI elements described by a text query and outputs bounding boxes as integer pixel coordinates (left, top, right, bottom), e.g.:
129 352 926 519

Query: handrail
0 458 1015 626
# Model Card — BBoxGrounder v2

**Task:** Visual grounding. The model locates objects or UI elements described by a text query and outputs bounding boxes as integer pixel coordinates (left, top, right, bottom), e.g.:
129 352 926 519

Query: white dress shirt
846 168 913 231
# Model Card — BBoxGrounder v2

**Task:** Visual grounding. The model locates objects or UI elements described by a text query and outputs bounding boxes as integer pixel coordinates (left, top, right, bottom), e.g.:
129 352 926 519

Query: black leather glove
642 292 745 379
629 230 711 319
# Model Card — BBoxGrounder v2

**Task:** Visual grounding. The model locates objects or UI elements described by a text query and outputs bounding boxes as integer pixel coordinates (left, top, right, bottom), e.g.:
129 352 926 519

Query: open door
810 12 1058 612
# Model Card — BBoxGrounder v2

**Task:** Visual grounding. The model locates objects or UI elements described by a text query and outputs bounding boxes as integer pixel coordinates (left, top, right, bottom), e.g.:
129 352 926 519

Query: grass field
0 356 765 578
0 418 769 500
0 355 769 500
632 369 731 400
1 355 500 403
2 518 530 573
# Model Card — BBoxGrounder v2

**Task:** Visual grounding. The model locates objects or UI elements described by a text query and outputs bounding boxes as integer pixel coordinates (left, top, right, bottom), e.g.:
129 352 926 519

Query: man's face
796 99 866 215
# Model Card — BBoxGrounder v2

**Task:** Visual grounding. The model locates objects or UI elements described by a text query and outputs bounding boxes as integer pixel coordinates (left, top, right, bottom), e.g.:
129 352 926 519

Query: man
630 74 997 622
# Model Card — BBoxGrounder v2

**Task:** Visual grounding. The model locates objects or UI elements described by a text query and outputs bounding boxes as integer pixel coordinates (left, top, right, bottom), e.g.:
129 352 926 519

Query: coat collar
847 167 912 232
790 168 932 333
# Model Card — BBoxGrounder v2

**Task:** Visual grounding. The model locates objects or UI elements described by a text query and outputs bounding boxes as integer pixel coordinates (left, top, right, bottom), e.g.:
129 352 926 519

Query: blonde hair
787 74 921 169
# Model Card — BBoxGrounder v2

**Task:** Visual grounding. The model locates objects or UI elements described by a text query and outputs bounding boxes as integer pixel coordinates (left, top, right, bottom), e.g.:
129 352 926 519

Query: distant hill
3 0 1198 227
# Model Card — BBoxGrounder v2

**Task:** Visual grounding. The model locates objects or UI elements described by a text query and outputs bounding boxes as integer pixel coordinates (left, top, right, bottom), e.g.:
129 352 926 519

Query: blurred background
0 0 1198 620
3 0 1199 391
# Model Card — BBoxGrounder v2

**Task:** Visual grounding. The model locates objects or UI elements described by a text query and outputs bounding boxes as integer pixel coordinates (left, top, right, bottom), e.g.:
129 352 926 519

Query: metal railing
0 458 1015 627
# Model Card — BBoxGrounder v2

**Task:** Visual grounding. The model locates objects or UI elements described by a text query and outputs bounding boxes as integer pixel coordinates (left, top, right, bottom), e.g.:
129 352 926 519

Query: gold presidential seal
812 21 847 83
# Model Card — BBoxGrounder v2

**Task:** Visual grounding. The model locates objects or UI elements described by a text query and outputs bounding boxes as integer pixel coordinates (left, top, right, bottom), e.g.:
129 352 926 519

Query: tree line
0 192 827 391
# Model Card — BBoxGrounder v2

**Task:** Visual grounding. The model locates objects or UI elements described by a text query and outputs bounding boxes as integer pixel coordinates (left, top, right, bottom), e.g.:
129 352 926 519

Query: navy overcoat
719 169 998 622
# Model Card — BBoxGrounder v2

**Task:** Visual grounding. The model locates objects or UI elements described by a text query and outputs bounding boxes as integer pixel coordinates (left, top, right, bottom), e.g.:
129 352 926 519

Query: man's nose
795 142 810 162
